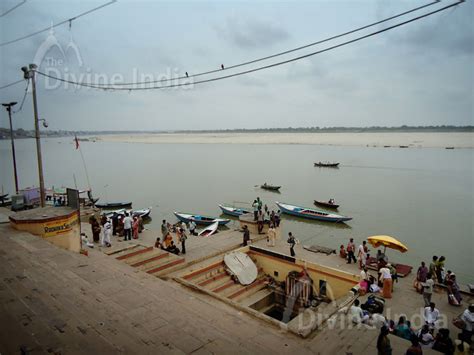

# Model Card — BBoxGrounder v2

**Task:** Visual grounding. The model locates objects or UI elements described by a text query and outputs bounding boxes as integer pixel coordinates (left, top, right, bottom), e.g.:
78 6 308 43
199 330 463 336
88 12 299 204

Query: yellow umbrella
367 235 408 253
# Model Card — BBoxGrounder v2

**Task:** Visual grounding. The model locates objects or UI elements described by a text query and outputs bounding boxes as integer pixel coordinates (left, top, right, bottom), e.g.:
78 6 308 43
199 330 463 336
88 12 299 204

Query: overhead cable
0 0 116 47
67 0 443 87
36 0 465 91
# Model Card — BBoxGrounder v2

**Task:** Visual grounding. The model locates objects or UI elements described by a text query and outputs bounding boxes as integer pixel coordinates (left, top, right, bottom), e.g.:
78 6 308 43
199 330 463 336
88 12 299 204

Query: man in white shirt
357 241 368 269
461 304 474 343
423 302 440 328
421 274 434 307
123 213 133 241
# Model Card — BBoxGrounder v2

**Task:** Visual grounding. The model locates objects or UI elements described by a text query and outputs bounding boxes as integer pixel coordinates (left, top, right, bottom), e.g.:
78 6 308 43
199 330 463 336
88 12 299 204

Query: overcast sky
0 0 472 131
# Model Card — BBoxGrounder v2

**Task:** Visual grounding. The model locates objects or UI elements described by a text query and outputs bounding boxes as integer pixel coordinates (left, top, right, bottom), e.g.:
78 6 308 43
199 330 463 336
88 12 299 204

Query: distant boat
261 183 281 191
219 205 251 217
445 147 455 150
198 221 219 237
276 201 352 223
96 201 132 209
314 199 339 209
174 212 230 226
314 162 339 168
399 145 409 148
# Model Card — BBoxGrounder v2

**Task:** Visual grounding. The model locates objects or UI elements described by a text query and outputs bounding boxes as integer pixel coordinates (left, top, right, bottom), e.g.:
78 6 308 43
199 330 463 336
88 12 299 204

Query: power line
0 0 27 17
13 80 29 113
0 79 24 90
0 0 116 47
67 0 443 87
36 0 464 91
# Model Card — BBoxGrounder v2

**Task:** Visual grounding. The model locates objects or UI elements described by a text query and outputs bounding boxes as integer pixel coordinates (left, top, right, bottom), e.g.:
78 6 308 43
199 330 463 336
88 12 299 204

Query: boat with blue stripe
275 202 352 223
174 212 230 226
218 204 251 217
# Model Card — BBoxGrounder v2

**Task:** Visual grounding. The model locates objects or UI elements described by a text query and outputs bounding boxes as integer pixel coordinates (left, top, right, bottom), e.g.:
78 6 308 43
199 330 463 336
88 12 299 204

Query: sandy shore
96 132 473 148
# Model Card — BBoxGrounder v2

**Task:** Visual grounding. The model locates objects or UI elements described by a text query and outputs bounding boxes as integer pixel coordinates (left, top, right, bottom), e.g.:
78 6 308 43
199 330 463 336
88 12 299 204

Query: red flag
74 135 79 150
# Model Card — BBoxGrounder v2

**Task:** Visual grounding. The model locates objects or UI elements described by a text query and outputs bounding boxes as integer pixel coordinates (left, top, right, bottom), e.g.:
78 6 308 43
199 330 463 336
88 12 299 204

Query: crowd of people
87 212 145 248
154 219 190 255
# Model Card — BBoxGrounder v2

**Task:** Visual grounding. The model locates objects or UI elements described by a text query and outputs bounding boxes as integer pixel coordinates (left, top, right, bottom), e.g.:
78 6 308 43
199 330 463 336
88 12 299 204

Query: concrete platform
1 220 470 354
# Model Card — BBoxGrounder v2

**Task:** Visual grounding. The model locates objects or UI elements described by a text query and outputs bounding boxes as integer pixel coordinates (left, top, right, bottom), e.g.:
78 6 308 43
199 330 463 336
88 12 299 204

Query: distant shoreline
95 132 474 148
1 126 472 140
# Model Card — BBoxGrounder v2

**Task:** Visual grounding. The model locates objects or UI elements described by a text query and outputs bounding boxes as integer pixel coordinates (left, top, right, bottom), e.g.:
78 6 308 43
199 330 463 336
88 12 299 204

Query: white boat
104 207 152 219
198 221 219 237
224 251 258 285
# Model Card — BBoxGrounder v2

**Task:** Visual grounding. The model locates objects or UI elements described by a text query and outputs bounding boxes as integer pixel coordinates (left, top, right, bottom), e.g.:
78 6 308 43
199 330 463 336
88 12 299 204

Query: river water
1 136 472 283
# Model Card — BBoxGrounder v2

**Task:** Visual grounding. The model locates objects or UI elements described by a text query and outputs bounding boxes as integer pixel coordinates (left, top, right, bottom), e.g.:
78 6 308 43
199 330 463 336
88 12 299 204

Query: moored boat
96 201 132 209
218 205 251 217
276 201 352 223
314 199 339 209
104 207 152 219
260 183 281 191
198 221 219 237
314 162 339 167
174 212 230 226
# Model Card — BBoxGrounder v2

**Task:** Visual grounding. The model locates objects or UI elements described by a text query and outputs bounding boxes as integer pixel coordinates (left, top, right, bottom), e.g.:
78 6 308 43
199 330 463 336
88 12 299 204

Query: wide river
1 134 472 283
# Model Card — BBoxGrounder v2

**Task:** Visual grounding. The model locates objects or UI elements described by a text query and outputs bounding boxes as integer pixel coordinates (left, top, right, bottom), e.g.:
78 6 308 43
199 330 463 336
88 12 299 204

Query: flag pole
75 135 92 191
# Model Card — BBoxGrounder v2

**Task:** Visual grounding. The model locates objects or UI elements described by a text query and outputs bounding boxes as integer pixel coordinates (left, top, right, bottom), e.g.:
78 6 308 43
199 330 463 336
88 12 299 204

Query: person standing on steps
346 238 357 264
123 213 133 241
287 232 296 257
242 225 250 246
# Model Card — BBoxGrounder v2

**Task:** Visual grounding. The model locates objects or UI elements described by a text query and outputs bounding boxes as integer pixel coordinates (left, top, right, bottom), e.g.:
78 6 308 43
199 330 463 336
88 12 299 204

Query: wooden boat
174 212 230 226
260 183 281 191
198 221 219 237
314 162 339 168
275 201 352 223
218 205 251 217
96 201 132 209
314 199 339 209
104 207 151 219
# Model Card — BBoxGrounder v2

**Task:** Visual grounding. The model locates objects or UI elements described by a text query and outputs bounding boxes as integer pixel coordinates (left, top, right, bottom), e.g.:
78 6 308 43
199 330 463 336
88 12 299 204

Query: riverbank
96 132 474 148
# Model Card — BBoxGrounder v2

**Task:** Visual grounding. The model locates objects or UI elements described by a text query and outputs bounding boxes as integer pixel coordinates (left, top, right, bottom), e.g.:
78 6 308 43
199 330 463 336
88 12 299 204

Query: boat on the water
261 183 281 191
275 201 352 223
174 212 230 226
198 221 219 237
314 199 340 209
314 162 339 168
0 193 9 200
218 205 251 217
96 201 132 209
104 207 152 219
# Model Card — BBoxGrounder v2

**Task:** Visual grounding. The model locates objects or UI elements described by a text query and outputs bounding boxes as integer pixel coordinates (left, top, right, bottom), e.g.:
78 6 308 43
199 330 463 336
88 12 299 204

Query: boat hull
96 202 132 209
314 200 339 209
219 205 250 217
314 163 339 168
174 212 230 226
261 185 281 191
198 221 219 237
276 202 351 223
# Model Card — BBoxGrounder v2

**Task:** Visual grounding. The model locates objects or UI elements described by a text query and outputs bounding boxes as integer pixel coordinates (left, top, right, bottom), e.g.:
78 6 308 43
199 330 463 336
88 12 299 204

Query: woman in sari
447 274 462 306
132 216 139 239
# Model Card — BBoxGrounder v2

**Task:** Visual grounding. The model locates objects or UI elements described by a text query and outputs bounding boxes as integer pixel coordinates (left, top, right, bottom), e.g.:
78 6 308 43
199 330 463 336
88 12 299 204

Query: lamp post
1 101 19 193
22 63 46 207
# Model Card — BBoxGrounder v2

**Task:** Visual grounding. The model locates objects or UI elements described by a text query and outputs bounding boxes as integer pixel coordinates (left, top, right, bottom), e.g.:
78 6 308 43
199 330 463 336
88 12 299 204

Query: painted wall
248 250 358 300
10 210 81 252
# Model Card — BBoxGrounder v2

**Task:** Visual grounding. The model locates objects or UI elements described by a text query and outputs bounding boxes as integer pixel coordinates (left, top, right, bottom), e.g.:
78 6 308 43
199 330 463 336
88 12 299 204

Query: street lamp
1 101 19 193
21 63 46 207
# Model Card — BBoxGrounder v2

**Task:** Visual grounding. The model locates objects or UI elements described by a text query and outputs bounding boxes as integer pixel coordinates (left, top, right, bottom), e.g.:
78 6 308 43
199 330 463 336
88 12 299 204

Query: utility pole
22 64 46 207
2 102 19 193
